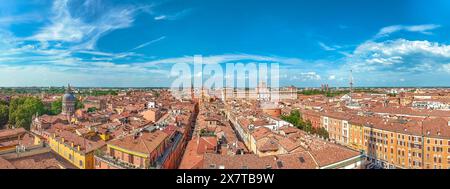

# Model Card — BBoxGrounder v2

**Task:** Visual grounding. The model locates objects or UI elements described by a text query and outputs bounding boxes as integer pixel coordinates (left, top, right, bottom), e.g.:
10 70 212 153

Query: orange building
140 108 162 122
94 129 168 169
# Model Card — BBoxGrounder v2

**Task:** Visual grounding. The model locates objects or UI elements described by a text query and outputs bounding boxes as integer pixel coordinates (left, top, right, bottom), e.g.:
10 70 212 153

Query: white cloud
129 36 166 51
328 75 336 80
154 15 167 20
153 9 192 21
318 42 337 51
0 13 44 26
442 64 450 73
375 24 440 38
322 36 450 87
354 39 450 61
28 0 144 50
290 72 321 81
134 54 305 67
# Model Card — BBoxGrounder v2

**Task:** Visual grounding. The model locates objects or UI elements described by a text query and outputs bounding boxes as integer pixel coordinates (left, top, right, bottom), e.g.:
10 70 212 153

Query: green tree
281 110 329 138
50 100 62 115
316 127 329 139
7 97 45 130
0 104 8 127
304 120 313 133
75 98 84 109
87 107 97 113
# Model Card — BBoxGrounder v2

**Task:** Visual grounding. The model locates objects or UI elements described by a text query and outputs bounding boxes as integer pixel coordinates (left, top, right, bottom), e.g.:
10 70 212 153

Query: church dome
63 93 76 102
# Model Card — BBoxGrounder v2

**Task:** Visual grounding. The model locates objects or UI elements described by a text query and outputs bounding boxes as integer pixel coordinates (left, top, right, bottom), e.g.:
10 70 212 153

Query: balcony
94 150 141 169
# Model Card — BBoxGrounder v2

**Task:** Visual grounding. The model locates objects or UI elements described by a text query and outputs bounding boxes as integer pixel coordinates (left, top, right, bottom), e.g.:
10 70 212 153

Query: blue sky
0 0 450 87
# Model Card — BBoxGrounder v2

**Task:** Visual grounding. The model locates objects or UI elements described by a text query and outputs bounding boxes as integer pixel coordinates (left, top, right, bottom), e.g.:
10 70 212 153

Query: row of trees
299 89 350 97
0 87 66 95
82 90 118 96
0 101 9 128
0 97 84 130
299 88 383 97
281 110 329 139
6 97 46 130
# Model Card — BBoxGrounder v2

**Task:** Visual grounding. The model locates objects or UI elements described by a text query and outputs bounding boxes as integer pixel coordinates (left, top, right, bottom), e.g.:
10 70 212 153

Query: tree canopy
281 110 329 139
0 104 8 127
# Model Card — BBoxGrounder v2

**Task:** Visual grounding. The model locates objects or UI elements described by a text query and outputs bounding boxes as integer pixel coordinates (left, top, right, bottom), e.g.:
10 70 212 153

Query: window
110 148 115 157
129 154 134 164
79 160 83 167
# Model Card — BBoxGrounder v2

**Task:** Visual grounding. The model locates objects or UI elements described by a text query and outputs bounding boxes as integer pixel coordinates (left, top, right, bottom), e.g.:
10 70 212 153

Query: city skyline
1 0 450 87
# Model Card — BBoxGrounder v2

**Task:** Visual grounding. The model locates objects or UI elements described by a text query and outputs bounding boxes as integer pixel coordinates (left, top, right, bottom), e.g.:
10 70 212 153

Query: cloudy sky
0 0 450 87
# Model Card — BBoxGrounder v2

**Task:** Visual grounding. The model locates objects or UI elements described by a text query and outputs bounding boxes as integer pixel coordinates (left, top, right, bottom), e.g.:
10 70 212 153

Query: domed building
62 84 76 116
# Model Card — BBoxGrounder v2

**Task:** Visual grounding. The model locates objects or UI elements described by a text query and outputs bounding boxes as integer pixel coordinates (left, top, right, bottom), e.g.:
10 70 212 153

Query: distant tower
62 84 76 116
349 70 354 93
190 83 195 100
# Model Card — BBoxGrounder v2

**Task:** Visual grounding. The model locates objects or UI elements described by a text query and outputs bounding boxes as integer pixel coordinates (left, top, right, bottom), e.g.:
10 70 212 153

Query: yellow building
48 130 105 169
330 116 450 169
348 121 365 152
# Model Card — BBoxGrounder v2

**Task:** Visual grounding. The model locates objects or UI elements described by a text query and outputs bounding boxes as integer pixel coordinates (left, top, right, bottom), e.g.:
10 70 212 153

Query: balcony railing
95 152 141 169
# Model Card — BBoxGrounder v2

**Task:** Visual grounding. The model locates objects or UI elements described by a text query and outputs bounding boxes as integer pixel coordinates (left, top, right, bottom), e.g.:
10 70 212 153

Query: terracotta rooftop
202 153 276 169
51 130 105 153
108 130 168 155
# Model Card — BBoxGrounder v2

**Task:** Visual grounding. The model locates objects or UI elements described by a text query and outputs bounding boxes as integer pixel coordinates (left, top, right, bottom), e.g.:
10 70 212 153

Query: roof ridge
305 151 320 169
140 136 151 154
